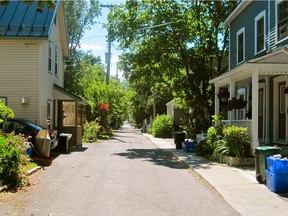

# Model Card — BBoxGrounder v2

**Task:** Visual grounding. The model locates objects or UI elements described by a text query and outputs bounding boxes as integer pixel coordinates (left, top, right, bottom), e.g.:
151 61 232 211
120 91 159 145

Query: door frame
258 83 265 142
273 76 288 144
47 100 53 129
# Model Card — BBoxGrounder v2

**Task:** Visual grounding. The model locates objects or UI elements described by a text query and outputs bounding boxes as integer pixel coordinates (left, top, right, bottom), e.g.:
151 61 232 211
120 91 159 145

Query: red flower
99 102 109 113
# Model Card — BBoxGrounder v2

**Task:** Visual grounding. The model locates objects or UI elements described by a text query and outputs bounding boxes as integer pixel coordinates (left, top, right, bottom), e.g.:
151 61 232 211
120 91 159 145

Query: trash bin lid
255 146 282 152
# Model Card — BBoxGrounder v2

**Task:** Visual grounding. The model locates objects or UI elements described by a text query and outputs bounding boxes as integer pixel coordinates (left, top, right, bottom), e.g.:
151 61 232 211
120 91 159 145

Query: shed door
279 82 286 140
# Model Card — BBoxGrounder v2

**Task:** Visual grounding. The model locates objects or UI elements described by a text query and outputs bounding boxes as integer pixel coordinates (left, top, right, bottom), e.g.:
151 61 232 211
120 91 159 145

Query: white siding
37 8 66 127
0 4 68 128
0 41 39 122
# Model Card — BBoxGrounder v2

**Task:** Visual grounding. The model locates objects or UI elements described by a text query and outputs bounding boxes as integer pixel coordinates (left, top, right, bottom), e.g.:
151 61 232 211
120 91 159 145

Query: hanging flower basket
216 88 229 101
227 98 247 111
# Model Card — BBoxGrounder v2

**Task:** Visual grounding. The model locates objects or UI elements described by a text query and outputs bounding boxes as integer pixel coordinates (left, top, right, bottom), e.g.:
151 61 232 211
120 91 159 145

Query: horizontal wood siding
270 2 277 50
38 8 65 127
0 41 39 122
230 1 268 70
270 1 288 50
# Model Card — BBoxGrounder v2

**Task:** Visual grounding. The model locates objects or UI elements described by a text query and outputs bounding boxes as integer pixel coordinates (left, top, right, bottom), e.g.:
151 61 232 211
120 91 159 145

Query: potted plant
227 97 247 111
216 88 229 102
207 115 253 166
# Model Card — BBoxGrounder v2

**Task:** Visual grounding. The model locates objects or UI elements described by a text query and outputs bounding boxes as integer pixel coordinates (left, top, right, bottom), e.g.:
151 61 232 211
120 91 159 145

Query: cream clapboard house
210 0 288 151
0 1 86 147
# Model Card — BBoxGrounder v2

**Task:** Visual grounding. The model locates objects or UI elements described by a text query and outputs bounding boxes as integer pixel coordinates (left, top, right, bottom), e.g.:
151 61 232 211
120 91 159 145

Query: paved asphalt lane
0 124 240 216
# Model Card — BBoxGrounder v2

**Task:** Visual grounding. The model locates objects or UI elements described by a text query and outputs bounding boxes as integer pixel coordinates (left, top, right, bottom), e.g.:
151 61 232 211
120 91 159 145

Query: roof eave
225 1 252 26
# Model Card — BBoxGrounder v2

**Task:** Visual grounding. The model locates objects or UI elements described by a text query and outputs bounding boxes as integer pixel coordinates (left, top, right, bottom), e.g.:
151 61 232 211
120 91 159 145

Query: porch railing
222 120 252 139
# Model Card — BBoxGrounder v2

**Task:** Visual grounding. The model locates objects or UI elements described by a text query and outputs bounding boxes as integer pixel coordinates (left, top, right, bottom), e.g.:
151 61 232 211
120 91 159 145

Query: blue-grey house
210 0 288 150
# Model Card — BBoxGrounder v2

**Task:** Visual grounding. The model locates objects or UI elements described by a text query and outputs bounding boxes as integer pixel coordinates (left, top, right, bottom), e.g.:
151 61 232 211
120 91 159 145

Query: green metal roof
0 1 57 37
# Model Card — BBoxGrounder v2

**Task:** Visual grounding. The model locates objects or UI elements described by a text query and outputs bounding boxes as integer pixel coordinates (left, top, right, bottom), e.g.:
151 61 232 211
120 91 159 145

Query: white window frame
236 27 245 65
0 97 7 105
276 0 288 43
237 88 246 120
254 10 266 55
48 42 53 73
55 47 59 77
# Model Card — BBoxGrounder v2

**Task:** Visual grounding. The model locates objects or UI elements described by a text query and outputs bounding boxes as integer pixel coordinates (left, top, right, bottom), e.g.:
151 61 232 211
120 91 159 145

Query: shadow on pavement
113 148 189 169
73 146 88 152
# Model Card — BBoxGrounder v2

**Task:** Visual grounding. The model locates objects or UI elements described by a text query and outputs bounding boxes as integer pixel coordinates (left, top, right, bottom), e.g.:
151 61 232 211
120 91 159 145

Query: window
55 47 59 77
62 102 76 126
0 97 7 105
237 28 245 64
237 88 246 120
255 11 266 54
48 42 53 73
277 0 288 41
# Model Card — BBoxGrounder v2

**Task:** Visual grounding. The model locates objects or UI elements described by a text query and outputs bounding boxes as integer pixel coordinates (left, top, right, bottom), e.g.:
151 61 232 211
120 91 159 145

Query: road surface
0 124 240 216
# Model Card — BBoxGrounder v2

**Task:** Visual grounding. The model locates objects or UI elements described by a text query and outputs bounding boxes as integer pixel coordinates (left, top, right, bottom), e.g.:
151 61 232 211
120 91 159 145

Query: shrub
195 139 213 158
206 114 251 161
151 115 173 138
83 120 101 142
0 133 30 188
207 114 224 149
213 139 229 158
0 100 14 124
223 125 251 159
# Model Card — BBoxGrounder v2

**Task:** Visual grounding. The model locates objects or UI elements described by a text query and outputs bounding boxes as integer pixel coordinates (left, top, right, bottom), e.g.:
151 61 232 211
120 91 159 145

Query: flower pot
222 155 255 167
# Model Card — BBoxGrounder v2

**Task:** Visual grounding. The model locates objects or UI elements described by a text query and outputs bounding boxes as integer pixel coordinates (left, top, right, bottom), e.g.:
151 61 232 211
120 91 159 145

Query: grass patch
24 161 38 172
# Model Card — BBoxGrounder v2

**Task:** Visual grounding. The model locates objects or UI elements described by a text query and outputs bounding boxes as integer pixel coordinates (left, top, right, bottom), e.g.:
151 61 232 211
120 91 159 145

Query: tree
64 0 101 68
106 0 238 134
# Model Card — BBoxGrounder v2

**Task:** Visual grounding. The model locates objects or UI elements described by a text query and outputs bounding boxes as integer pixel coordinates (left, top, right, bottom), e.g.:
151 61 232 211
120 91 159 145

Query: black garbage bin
173 131 185 150
254 146 281 183
54 133 73 153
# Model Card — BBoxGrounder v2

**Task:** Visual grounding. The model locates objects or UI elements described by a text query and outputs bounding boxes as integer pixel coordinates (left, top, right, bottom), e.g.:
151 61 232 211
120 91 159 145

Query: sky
80 0 127 79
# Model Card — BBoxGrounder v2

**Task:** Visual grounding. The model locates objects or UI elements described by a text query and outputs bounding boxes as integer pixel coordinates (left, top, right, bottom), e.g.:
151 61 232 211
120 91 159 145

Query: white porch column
229 79 236 121
215 85 219 114
265 76 270 144
252 72 259 149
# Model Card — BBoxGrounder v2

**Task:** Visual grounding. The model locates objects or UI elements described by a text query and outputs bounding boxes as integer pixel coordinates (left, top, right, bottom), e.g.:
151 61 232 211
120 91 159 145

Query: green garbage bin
255 146 282 183
173 132 185 150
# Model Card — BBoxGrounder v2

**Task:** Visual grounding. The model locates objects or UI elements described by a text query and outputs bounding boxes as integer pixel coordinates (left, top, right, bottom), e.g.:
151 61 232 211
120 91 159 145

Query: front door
258 88 264 140
279 82 286 140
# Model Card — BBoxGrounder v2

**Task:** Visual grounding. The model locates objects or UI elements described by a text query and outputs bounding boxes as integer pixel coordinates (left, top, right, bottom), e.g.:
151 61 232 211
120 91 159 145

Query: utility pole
101 4 114 85
116 62 119 79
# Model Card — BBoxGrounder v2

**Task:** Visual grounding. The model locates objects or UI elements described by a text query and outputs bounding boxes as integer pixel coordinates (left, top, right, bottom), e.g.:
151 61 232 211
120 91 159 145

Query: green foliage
223 126 251 159
64 58 132 133
0 100 14 124
64 0 101 67
106 1 238 132
83 120 101 142
213 139 229 158
195 139 213 158
207 114 224 149
0 133 30 188
151 115 173 138
206 114 251 160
